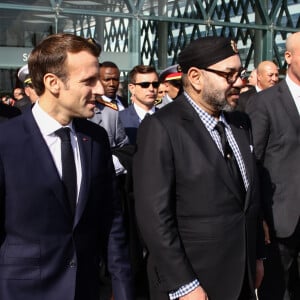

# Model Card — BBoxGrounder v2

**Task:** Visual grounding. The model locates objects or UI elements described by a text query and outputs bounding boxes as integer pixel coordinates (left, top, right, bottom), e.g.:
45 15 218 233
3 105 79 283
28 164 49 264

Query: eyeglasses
133 81 160 88
203 67 246 84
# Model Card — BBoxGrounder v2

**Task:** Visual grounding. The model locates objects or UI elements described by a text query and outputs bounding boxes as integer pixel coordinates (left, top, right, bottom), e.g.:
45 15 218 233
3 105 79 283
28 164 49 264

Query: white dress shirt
32 101 82 202
133 102 156 122
285 74 300 115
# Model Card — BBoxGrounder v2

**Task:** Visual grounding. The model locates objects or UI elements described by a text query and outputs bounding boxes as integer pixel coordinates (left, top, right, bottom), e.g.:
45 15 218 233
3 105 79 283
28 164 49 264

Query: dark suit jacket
246 79 300 238
133 95 263 300
13 95 32 112
237 86 257 112
0 110 133 300
0 102 21 123
117 95 129 110
119 104 141 145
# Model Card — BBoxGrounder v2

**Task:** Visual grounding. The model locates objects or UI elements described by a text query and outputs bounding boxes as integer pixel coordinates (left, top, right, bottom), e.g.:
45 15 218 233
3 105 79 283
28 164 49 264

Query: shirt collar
102 95 117 102
285 73 300 99
133 102 156 121
32 101 74 136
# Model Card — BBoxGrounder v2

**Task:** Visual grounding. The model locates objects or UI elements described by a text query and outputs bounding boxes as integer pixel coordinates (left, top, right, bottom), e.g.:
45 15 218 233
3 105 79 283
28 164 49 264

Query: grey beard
223 103 235 112
205 94 228 112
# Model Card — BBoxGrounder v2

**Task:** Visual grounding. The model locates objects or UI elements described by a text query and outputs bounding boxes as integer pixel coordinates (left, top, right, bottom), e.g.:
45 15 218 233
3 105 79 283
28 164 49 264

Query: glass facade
0 0 299 94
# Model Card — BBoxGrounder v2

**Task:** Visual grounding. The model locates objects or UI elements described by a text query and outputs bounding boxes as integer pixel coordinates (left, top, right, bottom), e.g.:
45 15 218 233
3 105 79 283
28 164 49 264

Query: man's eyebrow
79 75 98 83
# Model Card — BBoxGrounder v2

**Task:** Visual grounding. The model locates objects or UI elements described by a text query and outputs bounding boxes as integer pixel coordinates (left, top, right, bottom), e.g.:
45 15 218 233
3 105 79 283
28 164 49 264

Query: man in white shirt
0 33 133 300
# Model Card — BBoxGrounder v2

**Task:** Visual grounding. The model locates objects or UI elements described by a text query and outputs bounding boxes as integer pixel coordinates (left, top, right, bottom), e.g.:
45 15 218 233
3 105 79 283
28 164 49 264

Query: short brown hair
28 33 101 96
128 65 158 83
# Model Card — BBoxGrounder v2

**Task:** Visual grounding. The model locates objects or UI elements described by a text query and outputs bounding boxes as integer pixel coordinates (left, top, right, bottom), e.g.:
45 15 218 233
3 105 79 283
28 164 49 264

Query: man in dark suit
0 33 133 300
246 32 300 300
120 65 159 144
133 36 265 300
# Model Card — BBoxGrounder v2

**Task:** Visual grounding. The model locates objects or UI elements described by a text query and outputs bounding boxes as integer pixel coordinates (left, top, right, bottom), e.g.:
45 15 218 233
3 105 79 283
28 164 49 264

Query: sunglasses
133 81 160 88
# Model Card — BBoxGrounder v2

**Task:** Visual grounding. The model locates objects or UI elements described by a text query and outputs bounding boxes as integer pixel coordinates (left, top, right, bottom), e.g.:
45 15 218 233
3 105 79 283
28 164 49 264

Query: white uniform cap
17 64 29 82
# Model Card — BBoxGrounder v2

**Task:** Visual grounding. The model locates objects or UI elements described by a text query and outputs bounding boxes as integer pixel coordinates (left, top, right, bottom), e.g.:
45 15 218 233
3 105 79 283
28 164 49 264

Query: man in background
99 61 128 111
18 64 39 104
156 64 182 108
237 60 279 111
13 87 31 111
120 65 159 144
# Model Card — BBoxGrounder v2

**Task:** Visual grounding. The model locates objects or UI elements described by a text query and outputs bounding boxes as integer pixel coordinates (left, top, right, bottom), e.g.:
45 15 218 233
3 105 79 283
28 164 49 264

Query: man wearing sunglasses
133 36 265 300
119 65 159 145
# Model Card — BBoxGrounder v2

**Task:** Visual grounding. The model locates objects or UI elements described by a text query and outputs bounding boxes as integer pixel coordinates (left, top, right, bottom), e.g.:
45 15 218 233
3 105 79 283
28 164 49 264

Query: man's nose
94 80 104 95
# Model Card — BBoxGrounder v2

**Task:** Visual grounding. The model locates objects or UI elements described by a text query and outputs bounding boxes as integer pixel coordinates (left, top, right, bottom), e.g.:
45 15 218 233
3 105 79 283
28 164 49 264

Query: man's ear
284 50 292 65
44 73 60 95
187 67 203 91
128 83 135 96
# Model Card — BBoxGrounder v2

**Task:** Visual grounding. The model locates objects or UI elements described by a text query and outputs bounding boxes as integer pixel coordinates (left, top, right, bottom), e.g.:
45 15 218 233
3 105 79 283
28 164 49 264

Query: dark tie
215 121 245 196
55 127 77 215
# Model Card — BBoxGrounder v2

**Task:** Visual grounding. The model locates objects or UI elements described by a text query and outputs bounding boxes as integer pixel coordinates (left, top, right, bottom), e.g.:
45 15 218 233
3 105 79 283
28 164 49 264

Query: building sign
0 47 137 70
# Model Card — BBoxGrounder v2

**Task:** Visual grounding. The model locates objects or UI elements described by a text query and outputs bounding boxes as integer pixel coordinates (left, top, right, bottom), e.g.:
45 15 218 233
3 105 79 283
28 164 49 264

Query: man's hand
263 220 271 244
179 286 208 300
255 259 264 289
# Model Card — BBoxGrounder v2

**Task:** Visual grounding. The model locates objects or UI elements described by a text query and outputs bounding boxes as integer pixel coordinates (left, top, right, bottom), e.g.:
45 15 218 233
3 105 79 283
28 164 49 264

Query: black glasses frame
133 81 160 88
203 67 246 84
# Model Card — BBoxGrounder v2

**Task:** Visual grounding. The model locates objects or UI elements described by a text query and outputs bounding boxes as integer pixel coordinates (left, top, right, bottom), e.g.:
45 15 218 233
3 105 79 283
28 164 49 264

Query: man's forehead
101 69 120 78
136 72 158 79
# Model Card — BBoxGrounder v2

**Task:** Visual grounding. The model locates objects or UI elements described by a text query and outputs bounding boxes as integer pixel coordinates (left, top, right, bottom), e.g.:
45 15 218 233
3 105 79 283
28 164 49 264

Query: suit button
69 260 77 267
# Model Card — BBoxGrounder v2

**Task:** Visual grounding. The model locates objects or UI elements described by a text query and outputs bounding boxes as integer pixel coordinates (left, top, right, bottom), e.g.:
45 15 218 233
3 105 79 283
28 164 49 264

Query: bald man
237 60 279 111
256 60 279 90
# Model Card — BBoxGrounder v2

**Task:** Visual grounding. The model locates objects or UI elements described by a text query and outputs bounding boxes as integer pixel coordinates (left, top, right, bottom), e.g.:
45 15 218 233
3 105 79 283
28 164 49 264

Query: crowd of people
0 31 299 300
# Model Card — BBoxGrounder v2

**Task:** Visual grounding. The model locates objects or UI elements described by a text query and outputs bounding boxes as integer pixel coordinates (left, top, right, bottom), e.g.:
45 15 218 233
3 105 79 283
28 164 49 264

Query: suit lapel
23 111 73 219
73 119 92 227
178 99 244 203
130 105 141 127
229 119 254 210
278 80 300 133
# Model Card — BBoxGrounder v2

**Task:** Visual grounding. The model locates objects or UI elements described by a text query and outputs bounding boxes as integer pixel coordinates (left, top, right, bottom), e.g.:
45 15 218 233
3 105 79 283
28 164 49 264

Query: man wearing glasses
133 36 265 300
120 65 159 145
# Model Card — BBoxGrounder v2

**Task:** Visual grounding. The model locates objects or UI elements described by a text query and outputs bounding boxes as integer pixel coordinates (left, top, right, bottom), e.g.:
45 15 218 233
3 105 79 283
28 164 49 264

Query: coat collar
22 111 93 225
278 80 300 133
177 96 253 209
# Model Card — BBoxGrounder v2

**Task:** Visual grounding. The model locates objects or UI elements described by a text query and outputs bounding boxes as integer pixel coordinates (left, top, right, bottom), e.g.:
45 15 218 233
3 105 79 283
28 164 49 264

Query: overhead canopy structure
0 0 299 91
